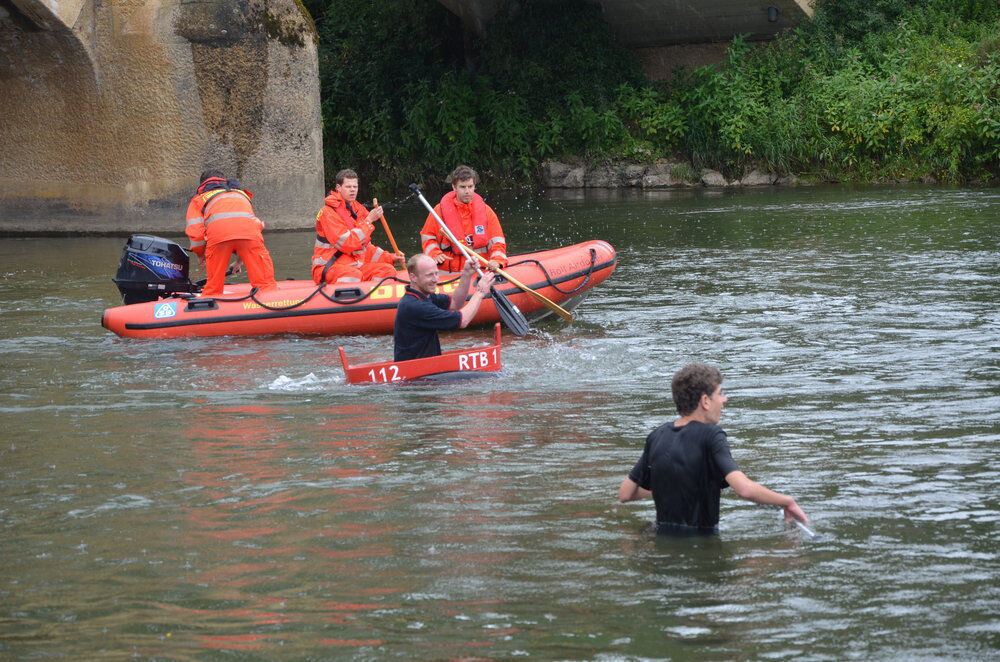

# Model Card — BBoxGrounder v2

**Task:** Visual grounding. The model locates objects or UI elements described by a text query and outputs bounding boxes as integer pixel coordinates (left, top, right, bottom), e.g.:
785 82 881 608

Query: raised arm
448 259 478 311
457 270 495 328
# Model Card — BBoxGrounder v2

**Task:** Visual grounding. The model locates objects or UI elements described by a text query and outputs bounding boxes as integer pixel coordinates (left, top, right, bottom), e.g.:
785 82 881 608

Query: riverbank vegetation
303 0 1000 187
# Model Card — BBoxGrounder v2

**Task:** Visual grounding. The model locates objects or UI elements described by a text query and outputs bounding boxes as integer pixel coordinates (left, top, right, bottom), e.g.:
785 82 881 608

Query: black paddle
409 183 531 337
489 285 531 336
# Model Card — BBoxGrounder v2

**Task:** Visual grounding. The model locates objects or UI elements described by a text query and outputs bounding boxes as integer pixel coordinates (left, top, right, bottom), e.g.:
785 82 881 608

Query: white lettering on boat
458 351 490 370
242 298 305 310
367 365 401 383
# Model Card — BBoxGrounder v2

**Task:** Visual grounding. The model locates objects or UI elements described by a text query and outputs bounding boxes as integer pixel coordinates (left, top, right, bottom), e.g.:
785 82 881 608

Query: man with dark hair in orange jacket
184 169 277 297
311 168 404 284
419 165 507 273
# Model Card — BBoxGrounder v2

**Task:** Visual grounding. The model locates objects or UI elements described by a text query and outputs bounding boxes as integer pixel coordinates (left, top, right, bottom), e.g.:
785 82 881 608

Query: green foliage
663 0 1000 181
805 0 914 52
476 1 645 117
311 0 647 188
309 0 1000 187
798 7 1000 180
314 0 462 184
615 85 687 152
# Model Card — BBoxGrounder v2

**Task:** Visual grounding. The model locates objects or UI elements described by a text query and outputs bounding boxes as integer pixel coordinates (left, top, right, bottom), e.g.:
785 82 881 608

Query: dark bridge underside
438 0 813 47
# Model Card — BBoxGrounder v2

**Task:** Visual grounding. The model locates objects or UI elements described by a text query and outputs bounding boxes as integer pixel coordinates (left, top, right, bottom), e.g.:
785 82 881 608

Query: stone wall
0 0 323 234
541 161 802 188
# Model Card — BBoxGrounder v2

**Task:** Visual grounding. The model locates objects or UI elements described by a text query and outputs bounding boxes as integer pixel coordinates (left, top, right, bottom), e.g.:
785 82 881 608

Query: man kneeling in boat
312 168 405 284
394 254 495 361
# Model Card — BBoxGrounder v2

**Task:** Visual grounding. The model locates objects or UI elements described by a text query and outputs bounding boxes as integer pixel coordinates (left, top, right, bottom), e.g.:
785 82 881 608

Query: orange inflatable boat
101 237 616 339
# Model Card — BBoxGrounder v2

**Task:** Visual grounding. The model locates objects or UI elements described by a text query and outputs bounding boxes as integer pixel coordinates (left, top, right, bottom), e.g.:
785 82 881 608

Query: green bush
476 1 645 117
665 0 1000 181
307 0 1000 187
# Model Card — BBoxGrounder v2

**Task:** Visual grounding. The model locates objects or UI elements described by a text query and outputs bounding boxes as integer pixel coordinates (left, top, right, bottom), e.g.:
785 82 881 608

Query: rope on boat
173 235 598 312
177 270 465 312
506 247 599 296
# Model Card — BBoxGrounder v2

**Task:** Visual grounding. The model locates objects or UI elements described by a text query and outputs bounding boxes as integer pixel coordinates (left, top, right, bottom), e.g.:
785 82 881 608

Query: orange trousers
312 260 396 285
202 238 276 296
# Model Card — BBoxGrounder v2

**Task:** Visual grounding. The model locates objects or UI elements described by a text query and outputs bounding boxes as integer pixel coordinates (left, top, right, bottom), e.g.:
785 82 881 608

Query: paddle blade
790 517 824 541
490 286 530 336
493 268 574 323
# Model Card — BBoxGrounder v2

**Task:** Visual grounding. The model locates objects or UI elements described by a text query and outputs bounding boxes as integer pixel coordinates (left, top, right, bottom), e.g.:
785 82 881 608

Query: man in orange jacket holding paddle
419 165 508 274
311 168 404 285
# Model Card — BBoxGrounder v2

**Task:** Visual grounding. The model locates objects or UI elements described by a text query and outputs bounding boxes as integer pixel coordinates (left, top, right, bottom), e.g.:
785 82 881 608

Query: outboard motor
112 234 198 304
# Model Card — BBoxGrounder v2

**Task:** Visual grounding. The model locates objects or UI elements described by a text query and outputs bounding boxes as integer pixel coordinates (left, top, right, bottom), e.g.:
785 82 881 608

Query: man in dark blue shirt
394 254 495 361
619 363 810 534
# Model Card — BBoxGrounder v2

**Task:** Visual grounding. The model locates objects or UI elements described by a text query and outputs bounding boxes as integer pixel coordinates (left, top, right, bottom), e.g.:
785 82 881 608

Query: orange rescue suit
185 177 276 296
420 191 507 273
311 191 397 284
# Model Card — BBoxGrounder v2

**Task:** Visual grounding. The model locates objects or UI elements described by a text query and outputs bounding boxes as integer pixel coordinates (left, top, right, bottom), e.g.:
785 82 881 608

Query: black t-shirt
628 420 740 531
393 286 462 361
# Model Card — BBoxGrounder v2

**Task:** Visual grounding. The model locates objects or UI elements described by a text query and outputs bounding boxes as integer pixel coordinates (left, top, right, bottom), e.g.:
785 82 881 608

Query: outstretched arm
618 477 651 503
725 471 809 524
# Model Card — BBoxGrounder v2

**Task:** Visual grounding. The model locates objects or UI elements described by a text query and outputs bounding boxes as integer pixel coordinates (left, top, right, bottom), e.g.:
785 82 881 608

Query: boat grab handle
185 298 219 311
332 287 363 302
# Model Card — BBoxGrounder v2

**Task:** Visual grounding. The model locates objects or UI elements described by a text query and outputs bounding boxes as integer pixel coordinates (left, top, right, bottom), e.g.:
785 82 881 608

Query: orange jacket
311 191 394 270
420 192 507 267
185 178 264 255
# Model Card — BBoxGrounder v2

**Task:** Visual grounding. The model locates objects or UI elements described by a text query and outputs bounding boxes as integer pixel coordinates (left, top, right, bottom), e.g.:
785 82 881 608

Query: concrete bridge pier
0 0 324 234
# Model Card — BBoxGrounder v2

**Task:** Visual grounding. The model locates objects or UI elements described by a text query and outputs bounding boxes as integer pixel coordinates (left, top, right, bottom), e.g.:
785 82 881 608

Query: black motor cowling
113 234 198 305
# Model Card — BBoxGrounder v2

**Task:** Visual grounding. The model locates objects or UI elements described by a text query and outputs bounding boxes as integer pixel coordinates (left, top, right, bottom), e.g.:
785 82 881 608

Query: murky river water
1 185 998 660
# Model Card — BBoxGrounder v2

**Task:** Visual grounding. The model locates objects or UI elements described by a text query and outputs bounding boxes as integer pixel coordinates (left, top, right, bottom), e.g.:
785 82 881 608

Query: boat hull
101 240 616 338
339 324 502 384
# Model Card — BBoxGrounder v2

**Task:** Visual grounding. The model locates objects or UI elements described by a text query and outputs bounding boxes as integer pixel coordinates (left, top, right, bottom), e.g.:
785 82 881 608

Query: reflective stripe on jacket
185 184 264 255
